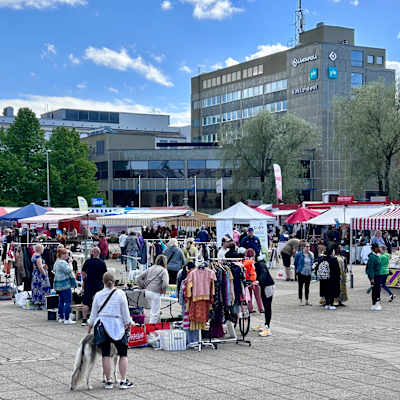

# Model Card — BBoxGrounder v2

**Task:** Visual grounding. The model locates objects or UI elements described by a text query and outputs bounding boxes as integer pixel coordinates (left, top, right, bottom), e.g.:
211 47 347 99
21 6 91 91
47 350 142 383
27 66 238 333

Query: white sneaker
64 319 76 325
324 305 330 310
298 299 304 306
58 318 64 323
305 300 312 306
328 306 336 310
259 328 272 337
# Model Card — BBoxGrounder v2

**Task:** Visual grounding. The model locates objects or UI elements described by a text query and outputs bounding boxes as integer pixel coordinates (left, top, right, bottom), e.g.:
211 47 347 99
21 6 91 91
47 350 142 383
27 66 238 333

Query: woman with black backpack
316 247 340 310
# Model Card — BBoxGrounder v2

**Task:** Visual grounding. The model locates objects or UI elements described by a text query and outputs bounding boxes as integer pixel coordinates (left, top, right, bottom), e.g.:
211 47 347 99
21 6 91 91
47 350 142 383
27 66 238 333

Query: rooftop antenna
295 0 305 45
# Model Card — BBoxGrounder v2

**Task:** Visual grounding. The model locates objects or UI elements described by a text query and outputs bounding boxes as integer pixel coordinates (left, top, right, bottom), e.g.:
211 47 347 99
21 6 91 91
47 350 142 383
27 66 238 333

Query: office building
191 23 396 200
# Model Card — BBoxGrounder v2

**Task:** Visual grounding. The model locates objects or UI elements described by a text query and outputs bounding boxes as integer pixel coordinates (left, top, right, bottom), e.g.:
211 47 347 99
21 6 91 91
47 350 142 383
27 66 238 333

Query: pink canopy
285 208 321 224
255 207 276 218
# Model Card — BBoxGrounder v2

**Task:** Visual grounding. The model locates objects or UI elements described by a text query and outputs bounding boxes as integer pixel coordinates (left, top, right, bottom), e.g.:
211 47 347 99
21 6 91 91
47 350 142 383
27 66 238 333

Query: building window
149 160 184 178
253 66 258 75
188 160 206 177
212 77 216 87
368 55 374 64
376 56 384 65
351 50 363 67
243 69 247 79
237 70 241 80
95 161 108 179
222 75 226 84
193 119 200 128
259 64 263 74
247 67 252 77
351 72 363 88
216 76 221 85
96 140 105 155
231 71 236 81
202 81 207 89
227 74 231 83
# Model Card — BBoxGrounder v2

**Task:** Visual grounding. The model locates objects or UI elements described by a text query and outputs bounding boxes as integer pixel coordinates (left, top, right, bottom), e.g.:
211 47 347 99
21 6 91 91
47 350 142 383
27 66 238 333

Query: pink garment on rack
187 268 216 301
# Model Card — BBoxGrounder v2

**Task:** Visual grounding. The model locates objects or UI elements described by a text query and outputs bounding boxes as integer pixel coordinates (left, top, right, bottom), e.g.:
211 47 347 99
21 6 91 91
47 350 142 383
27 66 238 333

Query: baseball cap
248 227 254 232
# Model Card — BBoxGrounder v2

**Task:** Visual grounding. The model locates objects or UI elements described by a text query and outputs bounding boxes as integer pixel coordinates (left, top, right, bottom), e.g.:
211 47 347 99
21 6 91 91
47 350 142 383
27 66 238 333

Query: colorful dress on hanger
185 268 216 330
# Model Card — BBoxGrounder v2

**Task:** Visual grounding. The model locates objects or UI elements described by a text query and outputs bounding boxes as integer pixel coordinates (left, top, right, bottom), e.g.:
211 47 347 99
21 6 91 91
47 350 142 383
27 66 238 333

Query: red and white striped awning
352 207 400 230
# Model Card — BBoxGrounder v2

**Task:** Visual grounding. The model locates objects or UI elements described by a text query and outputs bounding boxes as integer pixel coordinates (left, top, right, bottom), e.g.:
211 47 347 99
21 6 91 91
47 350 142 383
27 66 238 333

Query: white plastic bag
15 291 29 307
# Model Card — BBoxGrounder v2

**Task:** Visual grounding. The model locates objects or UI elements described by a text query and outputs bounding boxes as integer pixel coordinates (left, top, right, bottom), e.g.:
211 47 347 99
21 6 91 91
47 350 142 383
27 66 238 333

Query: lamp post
46 150 51 208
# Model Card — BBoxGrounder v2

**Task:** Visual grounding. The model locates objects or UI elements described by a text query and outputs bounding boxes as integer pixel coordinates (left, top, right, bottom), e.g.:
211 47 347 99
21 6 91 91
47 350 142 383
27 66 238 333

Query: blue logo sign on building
91 197 104 206
328 66 338 79
309 67 318 81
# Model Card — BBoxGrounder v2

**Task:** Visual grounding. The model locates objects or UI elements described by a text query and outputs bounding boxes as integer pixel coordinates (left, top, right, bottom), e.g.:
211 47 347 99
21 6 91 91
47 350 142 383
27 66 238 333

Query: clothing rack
189 259 251 351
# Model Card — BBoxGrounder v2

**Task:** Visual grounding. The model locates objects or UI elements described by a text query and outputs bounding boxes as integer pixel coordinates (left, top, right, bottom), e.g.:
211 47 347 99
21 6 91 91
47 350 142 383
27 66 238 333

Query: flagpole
138 175 141 208
221 177 224 211
194 176 197 212
166 177 169 207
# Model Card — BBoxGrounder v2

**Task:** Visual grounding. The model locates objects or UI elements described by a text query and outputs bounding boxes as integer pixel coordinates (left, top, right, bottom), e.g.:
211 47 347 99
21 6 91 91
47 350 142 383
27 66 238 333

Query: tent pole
350 222 354 289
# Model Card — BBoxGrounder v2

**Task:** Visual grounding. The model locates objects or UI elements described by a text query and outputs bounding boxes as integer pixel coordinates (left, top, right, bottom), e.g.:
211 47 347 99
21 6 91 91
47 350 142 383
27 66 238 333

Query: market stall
96 208 191 230
352 207 400 288
212 202 275 249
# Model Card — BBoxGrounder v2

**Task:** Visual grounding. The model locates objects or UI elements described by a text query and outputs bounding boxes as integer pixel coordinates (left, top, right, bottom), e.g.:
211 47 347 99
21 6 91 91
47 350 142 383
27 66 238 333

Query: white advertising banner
216 220 233 247
250 219 268 252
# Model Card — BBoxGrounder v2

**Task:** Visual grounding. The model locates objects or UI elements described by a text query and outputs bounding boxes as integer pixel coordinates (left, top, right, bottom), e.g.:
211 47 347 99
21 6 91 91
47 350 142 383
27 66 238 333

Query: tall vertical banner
273 164 283 201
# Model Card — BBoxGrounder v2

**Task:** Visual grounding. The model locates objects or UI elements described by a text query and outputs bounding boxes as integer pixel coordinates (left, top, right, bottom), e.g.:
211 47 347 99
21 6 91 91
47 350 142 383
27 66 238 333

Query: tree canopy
48 127 98 207
221 111 318 203
0 109 98 207
333 81 400 198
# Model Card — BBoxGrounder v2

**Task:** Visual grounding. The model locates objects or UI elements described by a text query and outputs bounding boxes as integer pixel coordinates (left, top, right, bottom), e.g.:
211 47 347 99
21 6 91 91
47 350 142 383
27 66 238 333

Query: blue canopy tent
0 203 48 221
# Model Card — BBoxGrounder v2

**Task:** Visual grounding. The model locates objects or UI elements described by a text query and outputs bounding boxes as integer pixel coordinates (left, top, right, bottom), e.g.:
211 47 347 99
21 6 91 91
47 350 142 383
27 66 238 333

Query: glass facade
96 161 108 179
96 140 105 155
188 160 233 178
113 160 184 178
351 72 363 88
65 109 119 124
351 50 363 67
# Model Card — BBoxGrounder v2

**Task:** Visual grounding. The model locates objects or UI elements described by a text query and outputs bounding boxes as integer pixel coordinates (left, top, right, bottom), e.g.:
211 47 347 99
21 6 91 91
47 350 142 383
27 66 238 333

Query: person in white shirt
217 236 231 259
88 272 133 390
119 231 128 265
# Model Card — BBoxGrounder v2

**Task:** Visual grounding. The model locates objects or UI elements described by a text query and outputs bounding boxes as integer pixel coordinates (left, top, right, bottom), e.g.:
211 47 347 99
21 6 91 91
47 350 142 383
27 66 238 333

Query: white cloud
0 94 189 126
212 63 223 70
68 53 80 65
225 57 239 67
161 0 172 10
179 65 192 74
84 46 173 87
245 43 289 61
0 0 86 9
151 54 166 63
182 0 243 20
30 72 37 77
350 0 359 5
108 87 119 94
387 60 400 81
76 82 87 89
41 43 56 58
397 32 400 40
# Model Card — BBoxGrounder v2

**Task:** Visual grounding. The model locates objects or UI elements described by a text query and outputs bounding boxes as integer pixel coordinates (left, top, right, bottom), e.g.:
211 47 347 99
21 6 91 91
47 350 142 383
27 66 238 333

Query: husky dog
70 334 118 390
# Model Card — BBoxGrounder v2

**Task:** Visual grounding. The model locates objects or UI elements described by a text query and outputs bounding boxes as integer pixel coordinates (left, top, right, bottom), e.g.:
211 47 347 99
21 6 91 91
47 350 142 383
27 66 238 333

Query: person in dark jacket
196 226 210 243
240 228 261 257
254 256 275 337
383 232 392 254
318 247 340 310
366 243 382 311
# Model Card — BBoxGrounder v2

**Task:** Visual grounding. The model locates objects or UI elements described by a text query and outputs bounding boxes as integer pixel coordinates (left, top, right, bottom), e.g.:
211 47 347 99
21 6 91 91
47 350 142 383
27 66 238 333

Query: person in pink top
98 234 109 260
233 229 240 246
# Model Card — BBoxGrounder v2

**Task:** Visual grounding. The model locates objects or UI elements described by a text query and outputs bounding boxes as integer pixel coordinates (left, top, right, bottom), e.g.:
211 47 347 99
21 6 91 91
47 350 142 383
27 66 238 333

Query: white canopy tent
306 206 388 226
19 212 90 225
212 202 276 223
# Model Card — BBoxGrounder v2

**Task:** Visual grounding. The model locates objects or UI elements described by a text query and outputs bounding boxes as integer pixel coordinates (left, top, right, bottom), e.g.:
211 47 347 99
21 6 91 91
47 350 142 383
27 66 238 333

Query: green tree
0 108 46 205
221 111 318 203
333 81 400 198
48 127 98 207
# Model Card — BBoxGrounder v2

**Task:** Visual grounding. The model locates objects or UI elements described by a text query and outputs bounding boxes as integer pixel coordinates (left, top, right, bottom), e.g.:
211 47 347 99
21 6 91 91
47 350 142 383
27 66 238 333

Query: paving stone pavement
1 264 400 400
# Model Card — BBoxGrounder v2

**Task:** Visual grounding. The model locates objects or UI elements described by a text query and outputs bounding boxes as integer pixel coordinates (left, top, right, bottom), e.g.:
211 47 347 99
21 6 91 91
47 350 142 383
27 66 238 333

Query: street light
46 150 52 208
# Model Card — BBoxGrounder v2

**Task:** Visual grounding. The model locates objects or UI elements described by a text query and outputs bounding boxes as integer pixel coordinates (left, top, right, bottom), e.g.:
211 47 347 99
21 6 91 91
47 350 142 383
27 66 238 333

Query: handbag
93 289 116 345
69 273 77 289
132 269 165 309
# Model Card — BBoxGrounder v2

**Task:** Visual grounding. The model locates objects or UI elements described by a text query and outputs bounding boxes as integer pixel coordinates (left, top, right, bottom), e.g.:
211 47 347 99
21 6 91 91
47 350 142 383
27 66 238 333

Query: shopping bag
159 329 187 351
128 325 147 348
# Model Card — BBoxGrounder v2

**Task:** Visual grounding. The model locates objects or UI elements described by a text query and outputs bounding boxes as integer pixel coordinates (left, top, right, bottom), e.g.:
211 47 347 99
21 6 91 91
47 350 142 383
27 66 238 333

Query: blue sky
0 0 398 126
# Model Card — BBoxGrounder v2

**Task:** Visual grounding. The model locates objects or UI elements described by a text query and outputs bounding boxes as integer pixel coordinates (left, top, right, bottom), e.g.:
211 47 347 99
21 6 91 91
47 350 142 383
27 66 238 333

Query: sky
0 0 399 126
